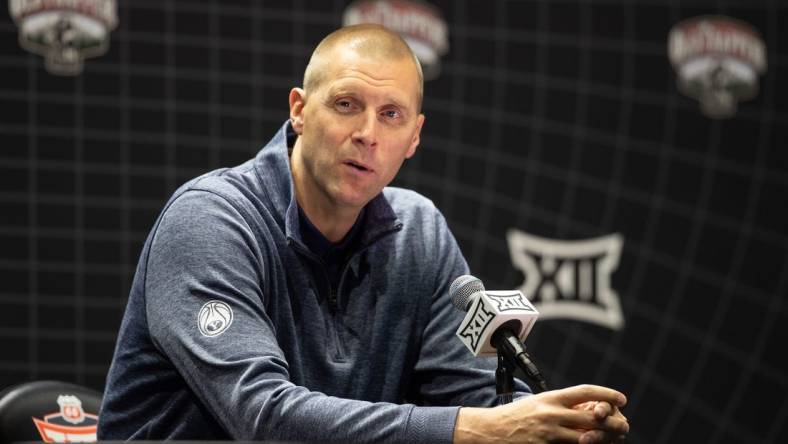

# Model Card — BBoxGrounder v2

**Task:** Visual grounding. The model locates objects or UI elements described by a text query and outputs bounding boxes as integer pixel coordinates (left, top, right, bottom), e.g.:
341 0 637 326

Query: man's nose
351 110 378 149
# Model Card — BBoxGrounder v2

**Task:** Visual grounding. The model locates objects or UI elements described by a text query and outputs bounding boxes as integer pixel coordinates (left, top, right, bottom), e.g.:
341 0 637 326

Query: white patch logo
507 229 624 330
198 301 233 337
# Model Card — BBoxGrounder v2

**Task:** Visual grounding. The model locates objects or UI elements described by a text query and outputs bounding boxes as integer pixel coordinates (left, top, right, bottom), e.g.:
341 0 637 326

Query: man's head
302 24 424 111
288 24 426 228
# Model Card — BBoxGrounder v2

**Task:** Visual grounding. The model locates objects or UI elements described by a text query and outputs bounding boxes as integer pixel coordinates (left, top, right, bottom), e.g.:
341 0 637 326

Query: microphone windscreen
449 275 485 312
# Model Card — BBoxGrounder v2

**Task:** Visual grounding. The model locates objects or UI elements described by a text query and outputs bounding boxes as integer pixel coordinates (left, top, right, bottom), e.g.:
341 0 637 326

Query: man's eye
335 100 355 110
383 109 401 119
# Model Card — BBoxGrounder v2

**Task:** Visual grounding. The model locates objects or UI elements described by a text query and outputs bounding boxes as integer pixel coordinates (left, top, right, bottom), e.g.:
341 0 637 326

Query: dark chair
0 380 102 444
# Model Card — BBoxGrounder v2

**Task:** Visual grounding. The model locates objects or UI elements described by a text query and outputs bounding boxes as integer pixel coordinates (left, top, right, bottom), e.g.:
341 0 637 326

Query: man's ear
289 88 306 134
405 113 425 159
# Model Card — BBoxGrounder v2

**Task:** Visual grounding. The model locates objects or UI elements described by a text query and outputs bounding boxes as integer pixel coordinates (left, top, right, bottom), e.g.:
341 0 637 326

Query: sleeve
144 190 457 443
406 208 533 407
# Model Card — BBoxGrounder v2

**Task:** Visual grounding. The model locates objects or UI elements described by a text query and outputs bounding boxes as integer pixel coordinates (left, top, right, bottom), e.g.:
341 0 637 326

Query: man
98 24 628 443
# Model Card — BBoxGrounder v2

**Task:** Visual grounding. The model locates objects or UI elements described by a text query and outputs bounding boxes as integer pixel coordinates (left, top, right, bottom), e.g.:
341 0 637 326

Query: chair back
0 380 102 444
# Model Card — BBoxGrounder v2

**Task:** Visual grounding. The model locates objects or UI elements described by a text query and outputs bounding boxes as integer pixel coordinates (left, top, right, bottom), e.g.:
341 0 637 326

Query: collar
297 204 365 259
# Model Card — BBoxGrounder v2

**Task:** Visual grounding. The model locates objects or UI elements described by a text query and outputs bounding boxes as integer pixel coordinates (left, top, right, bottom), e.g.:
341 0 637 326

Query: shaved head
303 24 424 110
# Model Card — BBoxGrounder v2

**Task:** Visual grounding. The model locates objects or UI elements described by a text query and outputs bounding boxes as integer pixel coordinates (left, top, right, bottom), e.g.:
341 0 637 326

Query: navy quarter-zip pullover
98 122 531 443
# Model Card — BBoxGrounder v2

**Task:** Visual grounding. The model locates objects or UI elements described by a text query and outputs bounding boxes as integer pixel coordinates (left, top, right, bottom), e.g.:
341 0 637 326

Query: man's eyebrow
385 96 409 110
325 87 358 99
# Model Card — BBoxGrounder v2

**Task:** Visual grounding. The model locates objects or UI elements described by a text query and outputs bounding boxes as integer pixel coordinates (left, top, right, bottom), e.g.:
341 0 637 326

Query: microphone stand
495 350 515 405
492 327 550 394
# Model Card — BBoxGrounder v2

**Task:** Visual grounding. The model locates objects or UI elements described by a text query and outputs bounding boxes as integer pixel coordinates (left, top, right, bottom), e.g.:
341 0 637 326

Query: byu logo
507 229 624 330
198 301 234 337
458 300 495 351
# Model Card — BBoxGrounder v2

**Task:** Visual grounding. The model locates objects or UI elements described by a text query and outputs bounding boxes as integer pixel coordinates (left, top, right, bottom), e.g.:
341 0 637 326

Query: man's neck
289 137 363 243
293 167 361 243
296 193 360 243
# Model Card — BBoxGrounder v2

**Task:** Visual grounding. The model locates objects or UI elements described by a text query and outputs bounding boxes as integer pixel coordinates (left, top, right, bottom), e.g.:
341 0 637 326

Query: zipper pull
328 289 338 312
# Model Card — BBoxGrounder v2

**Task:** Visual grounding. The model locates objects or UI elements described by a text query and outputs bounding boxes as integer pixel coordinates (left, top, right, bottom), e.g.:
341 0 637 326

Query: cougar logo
198 300 234 337
507 230 624 330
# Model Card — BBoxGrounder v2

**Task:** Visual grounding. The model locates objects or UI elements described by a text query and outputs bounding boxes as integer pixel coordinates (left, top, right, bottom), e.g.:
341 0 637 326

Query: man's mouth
344 160 373 173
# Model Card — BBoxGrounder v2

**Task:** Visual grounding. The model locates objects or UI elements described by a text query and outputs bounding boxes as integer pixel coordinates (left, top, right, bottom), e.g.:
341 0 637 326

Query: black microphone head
450 275 485 312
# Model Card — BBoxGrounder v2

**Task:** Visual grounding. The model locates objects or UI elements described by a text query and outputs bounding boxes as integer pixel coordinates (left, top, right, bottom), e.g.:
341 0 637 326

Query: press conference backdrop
1 1 786 443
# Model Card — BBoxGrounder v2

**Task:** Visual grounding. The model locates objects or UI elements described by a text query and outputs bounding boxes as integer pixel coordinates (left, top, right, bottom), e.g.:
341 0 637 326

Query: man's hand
453 385 629 444
573 400 628 444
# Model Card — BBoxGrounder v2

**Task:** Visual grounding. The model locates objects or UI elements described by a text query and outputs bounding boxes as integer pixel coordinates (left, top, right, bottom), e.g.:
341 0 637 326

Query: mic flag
450 275 540 357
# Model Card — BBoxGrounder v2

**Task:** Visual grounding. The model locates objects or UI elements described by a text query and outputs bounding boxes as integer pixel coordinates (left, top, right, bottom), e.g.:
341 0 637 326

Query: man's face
289 47 424 214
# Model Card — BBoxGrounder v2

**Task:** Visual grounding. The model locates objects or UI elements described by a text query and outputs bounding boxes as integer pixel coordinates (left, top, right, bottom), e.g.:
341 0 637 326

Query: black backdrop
1 1 787 443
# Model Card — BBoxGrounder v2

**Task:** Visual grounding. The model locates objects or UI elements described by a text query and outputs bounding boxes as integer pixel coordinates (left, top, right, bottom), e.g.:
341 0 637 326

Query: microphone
450 275 549 392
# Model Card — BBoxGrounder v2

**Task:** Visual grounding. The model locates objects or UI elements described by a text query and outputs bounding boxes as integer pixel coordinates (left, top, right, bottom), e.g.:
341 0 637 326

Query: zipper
288 238 346 359
286 223 403 361
330 222 404 311
320 258 344 360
